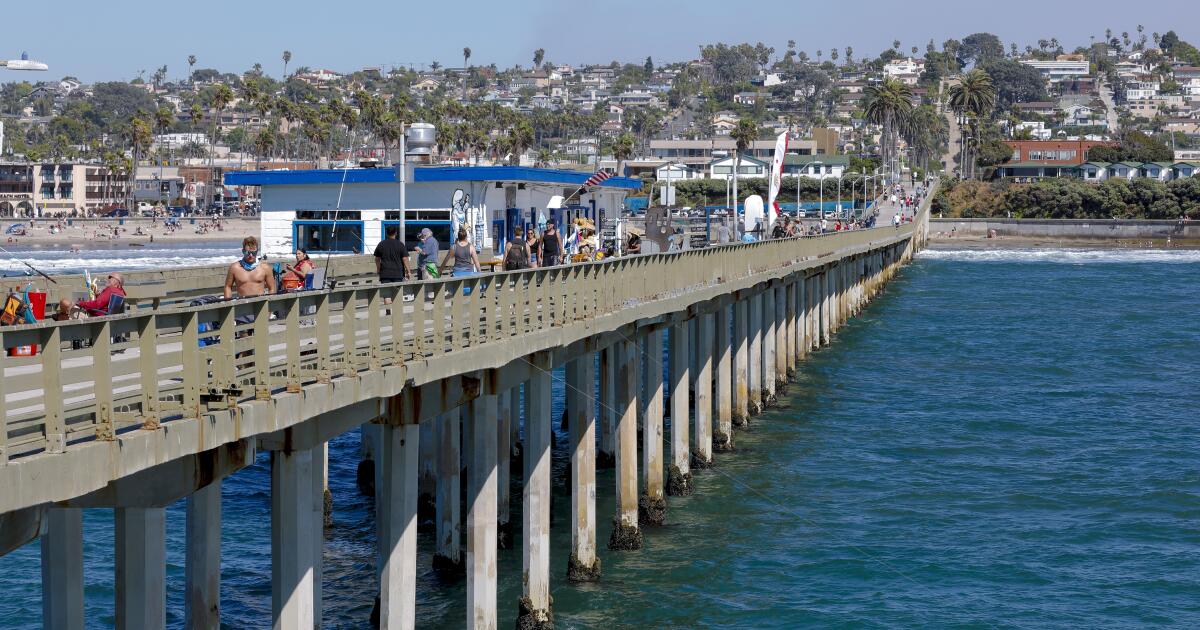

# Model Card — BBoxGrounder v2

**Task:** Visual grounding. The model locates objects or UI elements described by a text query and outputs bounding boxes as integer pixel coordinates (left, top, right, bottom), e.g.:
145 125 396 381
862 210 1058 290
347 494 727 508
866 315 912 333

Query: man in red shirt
75 272 126 316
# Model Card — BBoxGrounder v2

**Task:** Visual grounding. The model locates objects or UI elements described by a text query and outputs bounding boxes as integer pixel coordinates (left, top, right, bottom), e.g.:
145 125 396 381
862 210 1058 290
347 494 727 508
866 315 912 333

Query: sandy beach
0 217 258 249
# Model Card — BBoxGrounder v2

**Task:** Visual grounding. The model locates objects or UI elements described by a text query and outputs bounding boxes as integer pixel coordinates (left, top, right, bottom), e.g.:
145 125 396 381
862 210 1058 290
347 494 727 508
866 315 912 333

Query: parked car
167 206 189 217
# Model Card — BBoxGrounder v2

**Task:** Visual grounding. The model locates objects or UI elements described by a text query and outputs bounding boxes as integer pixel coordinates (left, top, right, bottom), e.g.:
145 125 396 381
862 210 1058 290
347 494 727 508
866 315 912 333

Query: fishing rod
0 243 57 284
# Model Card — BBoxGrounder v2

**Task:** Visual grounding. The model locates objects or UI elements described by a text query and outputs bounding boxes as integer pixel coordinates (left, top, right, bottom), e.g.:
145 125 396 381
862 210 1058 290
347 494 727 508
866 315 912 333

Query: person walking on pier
416 227 439 279
503 225 532 270
539 221 563 267
440 227 481 277
373 225 411 284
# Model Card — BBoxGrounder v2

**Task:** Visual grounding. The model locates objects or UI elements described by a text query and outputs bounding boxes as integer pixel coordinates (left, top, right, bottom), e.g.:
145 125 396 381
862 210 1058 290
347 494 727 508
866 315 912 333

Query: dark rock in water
497 519 513 550
516 595 554 630
713 430 734 452
638 493 667 526
667 464 693 496
323 488 333 528
607 518 643 550
596 450 616 469
691 450 714 469
566 552 601 583
417 493 436 532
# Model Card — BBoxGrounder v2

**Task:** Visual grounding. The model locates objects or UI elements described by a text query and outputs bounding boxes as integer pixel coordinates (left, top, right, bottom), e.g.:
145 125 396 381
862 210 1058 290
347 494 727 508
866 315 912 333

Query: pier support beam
115 507 166 630
807 275 819 351
271 448 314 630
732 298 750 426
668 322 694 493
609 339 642 550
694 313 714 467
748 292 763 415
567 355 600 581
497 390 512 550
467 395 499 630
640 328 666 526
776 284 790 388
41 507 83 630
714 305 733 451
185 481 221 629
762 287 777 407
597 346 616 469
434 410 463 573
379 420 419 630
518 370 553 628
821 270 832 346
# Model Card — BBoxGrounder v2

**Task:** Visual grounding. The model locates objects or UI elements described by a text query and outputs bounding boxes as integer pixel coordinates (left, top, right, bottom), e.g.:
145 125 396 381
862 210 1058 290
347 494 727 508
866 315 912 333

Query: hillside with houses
1 28 1199 218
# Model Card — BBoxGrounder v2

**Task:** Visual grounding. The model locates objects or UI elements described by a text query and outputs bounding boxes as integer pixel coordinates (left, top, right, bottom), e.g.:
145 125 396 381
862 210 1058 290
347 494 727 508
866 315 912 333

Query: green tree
976 59 1046 107
730 117 760 213
863 78 913 181
282 50 292 78
463 47 471 68
957 32 1004 68
533 48 545 69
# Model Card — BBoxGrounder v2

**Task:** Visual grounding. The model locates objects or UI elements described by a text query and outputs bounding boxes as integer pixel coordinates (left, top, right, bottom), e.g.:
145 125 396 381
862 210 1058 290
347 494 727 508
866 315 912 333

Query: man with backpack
503 225 532 271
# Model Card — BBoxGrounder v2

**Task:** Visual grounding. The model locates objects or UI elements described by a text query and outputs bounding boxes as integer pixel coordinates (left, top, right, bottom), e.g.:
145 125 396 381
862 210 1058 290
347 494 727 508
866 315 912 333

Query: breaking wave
918 248 1200 265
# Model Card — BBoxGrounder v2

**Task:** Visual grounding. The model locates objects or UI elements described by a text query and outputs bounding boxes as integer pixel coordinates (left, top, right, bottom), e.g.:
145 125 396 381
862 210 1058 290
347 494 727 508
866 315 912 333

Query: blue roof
224 165 642 190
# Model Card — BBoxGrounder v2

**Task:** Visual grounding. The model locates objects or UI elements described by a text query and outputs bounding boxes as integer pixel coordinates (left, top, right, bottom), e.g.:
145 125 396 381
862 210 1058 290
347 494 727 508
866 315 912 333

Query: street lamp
811 160 824 219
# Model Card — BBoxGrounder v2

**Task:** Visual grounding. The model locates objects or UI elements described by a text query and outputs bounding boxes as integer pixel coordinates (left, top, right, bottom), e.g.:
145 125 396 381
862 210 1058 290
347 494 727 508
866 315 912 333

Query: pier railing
0 218 922 492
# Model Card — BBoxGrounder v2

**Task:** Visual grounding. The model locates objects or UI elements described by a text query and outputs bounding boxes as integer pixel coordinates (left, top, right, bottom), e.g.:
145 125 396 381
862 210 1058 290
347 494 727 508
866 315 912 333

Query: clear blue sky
3 0 1197 82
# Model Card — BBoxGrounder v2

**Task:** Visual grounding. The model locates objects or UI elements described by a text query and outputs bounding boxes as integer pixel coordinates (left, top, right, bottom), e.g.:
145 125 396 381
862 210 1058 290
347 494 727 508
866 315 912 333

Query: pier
0 192 931 629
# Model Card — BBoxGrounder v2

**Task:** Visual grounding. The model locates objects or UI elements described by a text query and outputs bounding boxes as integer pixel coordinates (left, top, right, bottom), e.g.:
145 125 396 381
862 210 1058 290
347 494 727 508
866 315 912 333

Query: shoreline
0 218 257 249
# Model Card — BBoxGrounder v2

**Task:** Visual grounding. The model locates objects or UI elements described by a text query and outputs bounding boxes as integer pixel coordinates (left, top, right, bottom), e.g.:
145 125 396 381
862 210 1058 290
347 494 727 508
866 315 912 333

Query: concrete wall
930 218 1200 240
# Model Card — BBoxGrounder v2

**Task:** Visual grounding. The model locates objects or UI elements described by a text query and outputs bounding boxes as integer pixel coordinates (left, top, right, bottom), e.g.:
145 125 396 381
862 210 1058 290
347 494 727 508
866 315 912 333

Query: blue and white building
225 166 642 258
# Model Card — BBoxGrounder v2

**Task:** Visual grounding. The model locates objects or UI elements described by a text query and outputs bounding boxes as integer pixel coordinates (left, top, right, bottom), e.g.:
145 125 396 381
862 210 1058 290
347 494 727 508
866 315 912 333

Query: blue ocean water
1 247 1198 628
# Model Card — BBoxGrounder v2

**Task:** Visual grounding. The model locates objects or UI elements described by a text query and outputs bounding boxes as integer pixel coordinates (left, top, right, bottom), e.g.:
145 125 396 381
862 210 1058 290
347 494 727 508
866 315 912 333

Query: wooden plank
137 315 159 428
41 326 64 453
92 320 114 441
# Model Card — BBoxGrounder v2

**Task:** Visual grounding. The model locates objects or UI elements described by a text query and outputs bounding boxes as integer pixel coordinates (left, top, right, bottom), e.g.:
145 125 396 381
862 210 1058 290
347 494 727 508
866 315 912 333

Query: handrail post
367 287 382 371
254 300 271 400
392 285 406 364
341 288 358 377
138 315 159 429
93 320 114 441
42 326 65 453
315 293 331 383
181 311 200 417
285 297 301 393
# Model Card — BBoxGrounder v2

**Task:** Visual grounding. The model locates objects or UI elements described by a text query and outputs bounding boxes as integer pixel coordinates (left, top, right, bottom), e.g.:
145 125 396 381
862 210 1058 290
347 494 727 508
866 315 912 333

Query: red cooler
8 291 46 356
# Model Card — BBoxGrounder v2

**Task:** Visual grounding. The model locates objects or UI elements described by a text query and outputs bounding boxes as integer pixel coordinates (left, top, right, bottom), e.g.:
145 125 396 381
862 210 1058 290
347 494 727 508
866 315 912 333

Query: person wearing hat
73 271 126 316
416 227 439 279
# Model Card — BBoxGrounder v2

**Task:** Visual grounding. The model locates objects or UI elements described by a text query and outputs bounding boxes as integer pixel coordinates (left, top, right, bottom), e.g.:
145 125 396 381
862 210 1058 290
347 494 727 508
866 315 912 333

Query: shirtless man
224 236 275 299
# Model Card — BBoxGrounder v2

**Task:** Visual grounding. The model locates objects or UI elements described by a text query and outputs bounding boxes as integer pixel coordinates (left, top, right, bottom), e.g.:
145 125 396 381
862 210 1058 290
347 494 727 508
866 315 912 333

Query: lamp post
812 160 824 219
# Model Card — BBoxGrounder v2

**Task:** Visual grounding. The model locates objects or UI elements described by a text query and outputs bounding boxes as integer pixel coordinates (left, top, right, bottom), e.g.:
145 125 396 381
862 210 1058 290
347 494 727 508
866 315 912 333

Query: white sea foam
918 248 1200 264
0 245 239 276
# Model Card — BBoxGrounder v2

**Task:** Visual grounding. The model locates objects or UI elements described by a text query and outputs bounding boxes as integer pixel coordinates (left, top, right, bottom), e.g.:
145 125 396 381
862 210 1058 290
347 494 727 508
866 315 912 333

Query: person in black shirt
374 225 411 283
539 221 562 267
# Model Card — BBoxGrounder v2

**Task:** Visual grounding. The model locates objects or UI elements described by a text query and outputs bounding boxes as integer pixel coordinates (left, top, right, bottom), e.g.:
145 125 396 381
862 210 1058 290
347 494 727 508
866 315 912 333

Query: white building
883 58 925 85
708 155 767 181
1125 80 1160 100
225 166 641 257
654 162 703 182
1020 58 1090 83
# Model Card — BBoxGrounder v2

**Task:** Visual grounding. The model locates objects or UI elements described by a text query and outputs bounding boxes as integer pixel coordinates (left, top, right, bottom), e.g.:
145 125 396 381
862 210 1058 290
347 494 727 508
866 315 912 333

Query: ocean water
1 247 1198 628
0 241 244 277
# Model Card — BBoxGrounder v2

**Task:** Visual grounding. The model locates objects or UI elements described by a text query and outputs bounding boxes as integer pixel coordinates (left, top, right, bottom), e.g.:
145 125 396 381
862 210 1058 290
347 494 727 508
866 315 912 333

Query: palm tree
863 78 914 183
533 48 545 69
730 117 760 225
946 69 996 179
893 39 901 51
187 55 196 87
463 47 471 68
282 50 292 79
125 115 153 210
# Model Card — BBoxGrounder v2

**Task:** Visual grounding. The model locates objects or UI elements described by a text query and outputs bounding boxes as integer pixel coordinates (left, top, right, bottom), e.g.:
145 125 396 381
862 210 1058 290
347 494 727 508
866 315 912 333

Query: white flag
766 132 788 231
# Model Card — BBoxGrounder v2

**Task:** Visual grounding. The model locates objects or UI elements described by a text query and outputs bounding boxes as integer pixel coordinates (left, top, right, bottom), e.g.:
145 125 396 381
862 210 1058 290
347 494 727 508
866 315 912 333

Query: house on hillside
708 154 768 180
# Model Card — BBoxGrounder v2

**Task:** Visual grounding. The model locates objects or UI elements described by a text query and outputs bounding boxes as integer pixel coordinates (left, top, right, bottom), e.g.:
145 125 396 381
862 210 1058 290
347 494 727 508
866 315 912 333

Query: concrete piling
497 390 512 550
566 355 600 581
185 482 221 629
732 298 750 426
748 292 763 415
466 395 498 630
639 328 667 526
668 322 694 493
41 507 83 630
379 422 419 630
115 507 166 630
433 410 463 573
713 305 734 451
609 339 642 551
776 284 789 390
693 314 715 467
518 371 553 629
762 287 777 407
271 448 314 630
598 346 616 469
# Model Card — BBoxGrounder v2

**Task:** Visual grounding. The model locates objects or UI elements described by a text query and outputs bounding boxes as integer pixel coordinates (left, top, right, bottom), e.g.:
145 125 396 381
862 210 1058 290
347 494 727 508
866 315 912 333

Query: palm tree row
947 69 998 179
863 77 914 183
